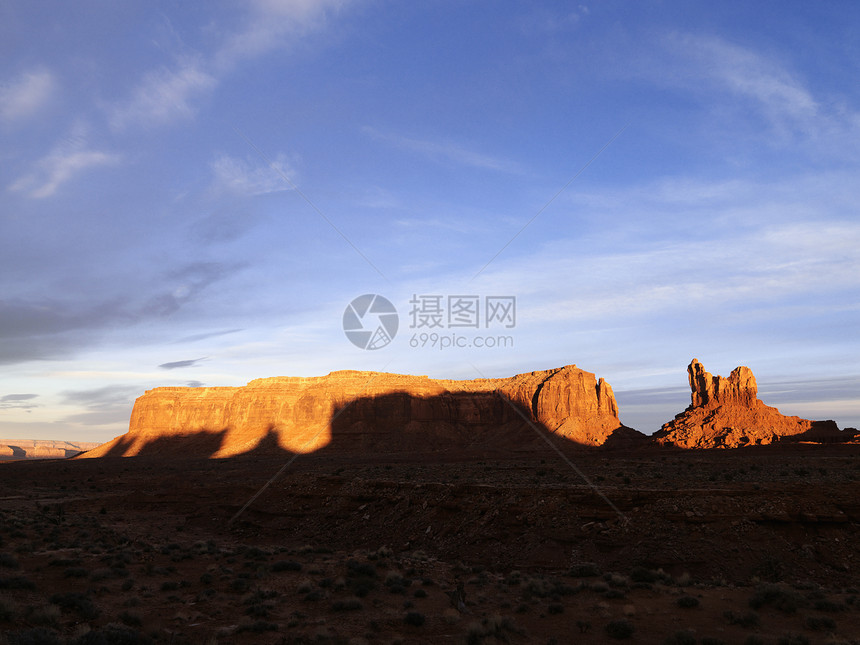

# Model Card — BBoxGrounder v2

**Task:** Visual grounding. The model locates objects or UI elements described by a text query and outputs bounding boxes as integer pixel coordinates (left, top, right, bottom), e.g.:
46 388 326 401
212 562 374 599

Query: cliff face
654 359 842 448
687 360 758 408
81 365 634 458
0 439 101 460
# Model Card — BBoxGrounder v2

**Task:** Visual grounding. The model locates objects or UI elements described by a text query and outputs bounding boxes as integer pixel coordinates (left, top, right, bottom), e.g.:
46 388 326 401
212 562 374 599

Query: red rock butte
81 365 638 458
653 359 846 448
79 359 852 459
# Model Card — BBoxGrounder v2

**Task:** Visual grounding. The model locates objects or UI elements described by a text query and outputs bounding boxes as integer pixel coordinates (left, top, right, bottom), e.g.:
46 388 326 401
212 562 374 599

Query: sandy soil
1 444 859 644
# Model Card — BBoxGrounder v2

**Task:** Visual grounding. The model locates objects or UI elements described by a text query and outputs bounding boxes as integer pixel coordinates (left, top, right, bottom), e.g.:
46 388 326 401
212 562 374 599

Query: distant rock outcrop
80 365 639 458
654 359 846 448
0 439 101 460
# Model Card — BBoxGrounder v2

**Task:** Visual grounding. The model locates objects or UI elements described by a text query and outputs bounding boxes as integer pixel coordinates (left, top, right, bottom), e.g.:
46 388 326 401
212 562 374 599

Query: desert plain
1 361 859 645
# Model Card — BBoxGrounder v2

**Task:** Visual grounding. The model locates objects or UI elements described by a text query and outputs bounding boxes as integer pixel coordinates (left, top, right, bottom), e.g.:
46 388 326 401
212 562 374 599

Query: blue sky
2 1 859 443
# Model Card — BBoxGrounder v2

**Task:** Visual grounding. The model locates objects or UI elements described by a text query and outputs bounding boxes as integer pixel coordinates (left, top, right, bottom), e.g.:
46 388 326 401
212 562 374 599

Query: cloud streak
0 393 39 411
521 221 860 325
60 384 141 427
110 1 355 132
471 172 860 328
687 34 818 124
660 32 859 150
159 357 207 370
7 124 120 198
0 262 242 366
214 0 354 71
108 59 217 131
209 153 294 196
363 127 524 173
0 67 55 124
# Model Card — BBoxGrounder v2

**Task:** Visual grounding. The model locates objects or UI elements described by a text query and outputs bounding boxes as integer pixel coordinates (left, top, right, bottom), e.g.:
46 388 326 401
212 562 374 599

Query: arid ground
2 444 860 644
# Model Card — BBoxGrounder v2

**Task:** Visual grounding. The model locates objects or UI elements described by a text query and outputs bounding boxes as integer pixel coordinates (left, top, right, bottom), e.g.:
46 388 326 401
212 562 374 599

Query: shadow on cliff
779 420 857 444
98 428 230 458
93 426 304 459
6 445 26 458
85 390 644 460
327 391 644 455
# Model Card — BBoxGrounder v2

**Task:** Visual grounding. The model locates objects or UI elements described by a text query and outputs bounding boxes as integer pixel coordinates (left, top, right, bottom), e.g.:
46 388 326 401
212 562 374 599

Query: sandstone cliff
0 439 101 460
654 359 845 448
80 365 637 458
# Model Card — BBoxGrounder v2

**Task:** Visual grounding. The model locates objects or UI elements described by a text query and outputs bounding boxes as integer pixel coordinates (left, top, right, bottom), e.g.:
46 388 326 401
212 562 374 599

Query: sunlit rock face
0 439 101 460
654 359 843 449
687 360 758 409
79 365 637 458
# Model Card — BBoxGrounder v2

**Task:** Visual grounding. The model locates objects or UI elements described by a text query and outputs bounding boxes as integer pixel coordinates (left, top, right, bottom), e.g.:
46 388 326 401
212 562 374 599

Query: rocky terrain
0 439 100 461
654 360 853 449
2 359 858 643
1 446 860 644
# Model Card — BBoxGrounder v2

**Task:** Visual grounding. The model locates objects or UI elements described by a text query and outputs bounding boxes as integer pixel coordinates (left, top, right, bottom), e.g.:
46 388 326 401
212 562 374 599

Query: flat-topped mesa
80 364 639 458
655 359 843 449
0 439 101 460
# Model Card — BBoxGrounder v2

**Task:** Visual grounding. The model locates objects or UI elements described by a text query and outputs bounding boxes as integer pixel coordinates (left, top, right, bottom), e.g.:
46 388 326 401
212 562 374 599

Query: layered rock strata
0 439 101 460
81 365 635 458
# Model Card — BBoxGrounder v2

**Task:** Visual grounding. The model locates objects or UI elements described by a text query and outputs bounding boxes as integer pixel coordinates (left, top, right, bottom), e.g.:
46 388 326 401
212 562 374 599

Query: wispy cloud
760 376 860 406
61 385 139 408
109 1 354 132
363 127 524 173
687 35 817 123
209 153 293 196
60 384 140 427
108 59 216 131
519 5 588 35
661 33 860 147
139 262 243 318
173 329 243 344
7 124 120 198
523 221 860 323
0 67 55 124
470 174 860 326
0 262 241 366
0 393 39 411
214 0 353 71
159 357 207 370
0 297 108 365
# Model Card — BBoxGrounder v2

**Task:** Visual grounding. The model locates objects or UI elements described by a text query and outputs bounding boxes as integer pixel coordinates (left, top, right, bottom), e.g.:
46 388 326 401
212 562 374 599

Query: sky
1 1 859 443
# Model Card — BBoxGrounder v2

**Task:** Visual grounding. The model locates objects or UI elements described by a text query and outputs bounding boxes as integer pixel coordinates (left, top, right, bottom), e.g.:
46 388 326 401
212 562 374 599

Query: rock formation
0 439 101 460
654 359 845 448
80 365 638 458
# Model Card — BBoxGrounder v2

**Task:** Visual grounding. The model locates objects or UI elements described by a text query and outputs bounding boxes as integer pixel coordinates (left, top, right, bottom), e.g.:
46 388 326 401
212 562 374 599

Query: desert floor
1 443 860 644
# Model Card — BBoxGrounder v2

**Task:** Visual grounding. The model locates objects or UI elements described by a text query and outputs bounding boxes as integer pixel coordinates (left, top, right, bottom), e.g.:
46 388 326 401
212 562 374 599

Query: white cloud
778 398 860 422
0 67 55 124
691 35 817 122
363 127 524 173
661 33 860 147
108 1 354 132
108 59 216 131
465 173 860 327
7 124 120 199
209 153 294 196
215 0 352 71
0 393 39 411
514 220 860 324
